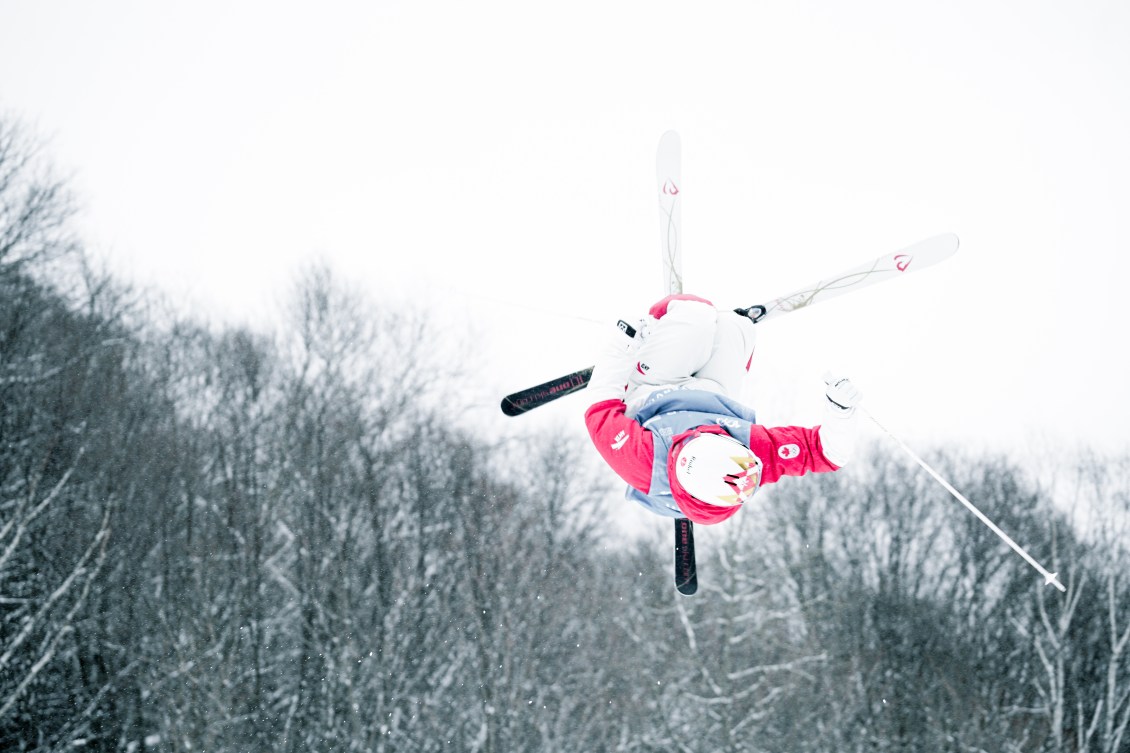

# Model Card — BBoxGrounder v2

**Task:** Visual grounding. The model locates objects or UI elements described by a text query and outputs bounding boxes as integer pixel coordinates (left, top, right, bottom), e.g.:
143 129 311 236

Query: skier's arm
584 323 656 492
749 424 840 484
751 376 863 482
584 399 656 492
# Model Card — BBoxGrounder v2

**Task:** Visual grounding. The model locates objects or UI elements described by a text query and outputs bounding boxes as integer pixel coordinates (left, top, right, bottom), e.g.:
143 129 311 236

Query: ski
737 232 959 324
657 130 683 297
674 517 697 595
499 320 636 417
656 130 697 596
500 367 594 417
499 233 959 415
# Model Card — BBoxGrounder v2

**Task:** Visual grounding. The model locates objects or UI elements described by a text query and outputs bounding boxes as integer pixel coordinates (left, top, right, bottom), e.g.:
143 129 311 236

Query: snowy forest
2 112 1130 753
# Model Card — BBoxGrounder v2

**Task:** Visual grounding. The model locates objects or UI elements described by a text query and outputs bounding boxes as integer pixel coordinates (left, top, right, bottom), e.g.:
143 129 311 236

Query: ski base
674 518 697 595
500 367 593 417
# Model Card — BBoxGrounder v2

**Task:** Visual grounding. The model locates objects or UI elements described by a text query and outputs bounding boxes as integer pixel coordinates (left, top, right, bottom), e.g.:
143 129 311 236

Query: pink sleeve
748 424 839 485
583 399 656 493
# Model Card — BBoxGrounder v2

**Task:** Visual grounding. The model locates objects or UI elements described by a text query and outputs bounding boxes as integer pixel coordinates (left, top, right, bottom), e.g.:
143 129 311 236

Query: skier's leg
627 299 717 390
688 312 757 396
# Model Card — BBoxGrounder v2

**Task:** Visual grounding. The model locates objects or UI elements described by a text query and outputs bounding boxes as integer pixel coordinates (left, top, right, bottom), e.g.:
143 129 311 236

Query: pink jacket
584 397 838 525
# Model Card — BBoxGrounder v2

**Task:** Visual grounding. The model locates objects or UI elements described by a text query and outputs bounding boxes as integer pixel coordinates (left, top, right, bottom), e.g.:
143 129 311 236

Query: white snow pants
625 299 757 416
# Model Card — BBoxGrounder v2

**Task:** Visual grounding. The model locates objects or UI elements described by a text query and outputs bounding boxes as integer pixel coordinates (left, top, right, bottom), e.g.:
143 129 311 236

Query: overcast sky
2 0 1129 462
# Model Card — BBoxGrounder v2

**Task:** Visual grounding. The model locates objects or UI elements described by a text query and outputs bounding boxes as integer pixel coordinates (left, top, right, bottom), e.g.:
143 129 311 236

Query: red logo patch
895 254 912 272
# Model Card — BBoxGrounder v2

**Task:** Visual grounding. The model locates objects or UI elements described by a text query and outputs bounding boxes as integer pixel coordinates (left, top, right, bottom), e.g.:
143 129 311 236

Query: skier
584 293 862 525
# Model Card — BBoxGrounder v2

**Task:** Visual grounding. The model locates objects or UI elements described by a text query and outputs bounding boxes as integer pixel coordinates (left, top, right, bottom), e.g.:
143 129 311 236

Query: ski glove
824 374 862 415
820 374 861 467
586 320 643 403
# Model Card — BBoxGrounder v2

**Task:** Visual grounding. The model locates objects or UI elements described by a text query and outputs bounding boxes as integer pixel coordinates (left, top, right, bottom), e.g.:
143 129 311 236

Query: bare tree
1028 451 1130 753
0 115 127 749
763 445 1069 751
0 454 111 719
0 117 77 276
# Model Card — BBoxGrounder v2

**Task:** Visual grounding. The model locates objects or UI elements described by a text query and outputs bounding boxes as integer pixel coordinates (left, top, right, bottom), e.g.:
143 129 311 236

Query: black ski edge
500 367 594 416
674 517 697 596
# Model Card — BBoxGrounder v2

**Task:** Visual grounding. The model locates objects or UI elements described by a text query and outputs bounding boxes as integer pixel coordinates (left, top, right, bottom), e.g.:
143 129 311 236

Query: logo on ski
895 254 912 272
662 180 680 196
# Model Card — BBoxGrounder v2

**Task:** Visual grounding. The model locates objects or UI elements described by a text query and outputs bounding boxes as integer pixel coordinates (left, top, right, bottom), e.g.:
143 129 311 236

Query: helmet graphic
674 432 762 507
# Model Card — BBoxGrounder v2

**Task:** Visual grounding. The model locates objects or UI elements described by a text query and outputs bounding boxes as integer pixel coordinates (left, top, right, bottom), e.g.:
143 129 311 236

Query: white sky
2 0 1129 459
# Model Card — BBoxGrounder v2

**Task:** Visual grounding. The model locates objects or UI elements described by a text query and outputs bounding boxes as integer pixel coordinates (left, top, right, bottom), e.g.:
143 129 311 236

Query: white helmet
673 432 763 507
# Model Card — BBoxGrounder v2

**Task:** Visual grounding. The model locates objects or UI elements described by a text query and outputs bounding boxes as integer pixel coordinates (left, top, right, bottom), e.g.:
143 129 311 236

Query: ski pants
625 297 757 415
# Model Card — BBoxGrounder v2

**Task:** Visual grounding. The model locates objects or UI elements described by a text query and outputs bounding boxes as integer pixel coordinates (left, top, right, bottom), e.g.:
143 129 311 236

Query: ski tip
500 398 526 417
901 233 960 266
939 232 960 253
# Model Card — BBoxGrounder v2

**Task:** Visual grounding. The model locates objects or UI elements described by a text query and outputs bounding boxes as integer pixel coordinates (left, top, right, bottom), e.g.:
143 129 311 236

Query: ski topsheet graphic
747 233 959 324
499 367 595 417
657 130 683 297
674 516 697 596
500 233 959 415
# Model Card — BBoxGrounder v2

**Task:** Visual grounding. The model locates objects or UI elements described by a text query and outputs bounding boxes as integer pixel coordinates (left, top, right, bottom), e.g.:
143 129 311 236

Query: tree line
2 114 1128 752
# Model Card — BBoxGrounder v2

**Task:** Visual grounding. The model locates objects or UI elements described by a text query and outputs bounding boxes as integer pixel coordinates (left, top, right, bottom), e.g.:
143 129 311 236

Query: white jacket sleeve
586 324 641 403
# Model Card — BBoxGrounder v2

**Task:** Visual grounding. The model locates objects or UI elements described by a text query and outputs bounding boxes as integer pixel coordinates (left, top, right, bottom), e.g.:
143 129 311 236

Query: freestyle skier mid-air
584 293 862 526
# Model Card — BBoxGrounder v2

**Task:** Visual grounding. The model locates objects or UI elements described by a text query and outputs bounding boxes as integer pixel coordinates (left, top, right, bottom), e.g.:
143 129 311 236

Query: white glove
820 373 861 466
586 320 643 403
824 374 862 416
